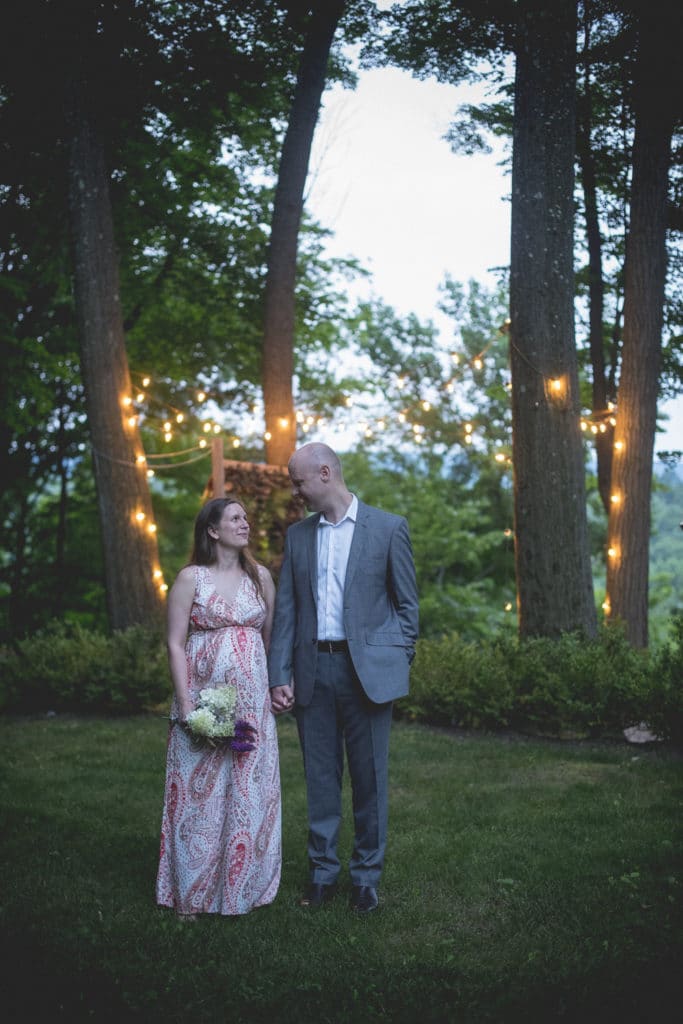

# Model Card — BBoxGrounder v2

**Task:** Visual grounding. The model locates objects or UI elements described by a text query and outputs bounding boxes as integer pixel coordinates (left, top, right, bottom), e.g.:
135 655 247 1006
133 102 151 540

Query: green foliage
648 467 683 644
0 621 168 714
401 624 657 739
648 613 683 743
399 632 515 729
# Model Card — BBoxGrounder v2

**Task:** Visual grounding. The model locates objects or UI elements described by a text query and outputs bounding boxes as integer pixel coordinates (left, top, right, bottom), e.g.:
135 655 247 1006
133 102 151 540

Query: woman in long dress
156 497 283 918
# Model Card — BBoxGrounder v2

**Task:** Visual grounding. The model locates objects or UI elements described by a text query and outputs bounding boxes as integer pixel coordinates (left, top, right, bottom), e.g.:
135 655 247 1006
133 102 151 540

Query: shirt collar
318 494 358 528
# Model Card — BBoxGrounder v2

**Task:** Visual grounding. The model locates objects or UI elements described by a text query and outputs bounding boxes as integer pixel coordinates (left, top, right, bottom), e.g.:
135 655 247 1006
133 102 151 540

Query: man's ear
320 464 330 481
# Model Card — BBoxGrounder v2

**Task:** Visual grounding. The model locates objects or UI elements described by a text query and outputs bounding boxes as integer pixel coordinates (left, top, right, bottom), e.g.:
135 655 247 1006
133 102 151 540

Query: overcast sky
305 65 682 454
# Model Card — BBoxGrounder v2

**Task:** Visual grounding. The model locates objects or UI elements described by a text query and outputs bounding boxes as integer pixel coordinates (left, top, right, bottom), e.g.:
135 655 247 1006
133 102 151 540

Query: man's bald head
289 442 343 481
288 442 351 521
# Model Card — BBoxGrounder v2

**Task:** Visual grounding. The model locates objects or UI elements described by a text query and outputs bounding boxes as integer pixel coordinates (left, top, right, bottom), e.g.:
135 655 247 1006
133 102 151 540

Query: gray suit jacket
268 501 419 706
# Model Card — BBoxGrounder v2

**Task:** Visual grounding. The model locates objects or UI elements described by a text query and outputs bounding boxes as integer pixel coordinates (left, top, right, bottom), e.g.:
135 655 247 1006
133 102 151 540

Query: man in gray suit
268 442 419 913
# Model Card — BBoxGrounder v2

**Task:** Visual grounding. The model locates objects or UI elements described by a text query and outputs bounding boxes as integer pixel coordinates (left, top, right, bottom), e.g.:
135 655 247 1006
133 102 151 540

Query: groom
268 442 418 913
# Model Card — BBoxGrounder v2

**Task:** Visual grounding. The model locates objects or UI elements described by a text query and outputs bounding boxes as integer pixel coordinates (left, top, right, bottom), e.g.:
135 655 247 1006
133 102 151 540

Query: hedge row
0 622 169 714
399 617 683 743
1 617 681 742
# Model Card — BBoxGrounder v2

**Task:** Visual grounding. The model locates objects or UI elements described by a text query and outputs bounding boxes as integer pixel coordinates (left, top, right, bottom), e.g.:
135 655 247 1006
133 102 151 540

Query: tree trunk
605 1 678 647
261 0 345 467
509 0 597 638
577 6 612 514
54 400 69 620
66 83 164 631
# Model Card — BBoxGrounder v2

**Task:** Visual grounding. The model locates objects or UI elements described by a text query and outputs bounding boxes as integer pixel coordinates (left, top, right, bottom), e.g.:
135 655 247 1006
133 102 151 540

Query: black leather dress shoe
298 882 338 908
350 885 379 913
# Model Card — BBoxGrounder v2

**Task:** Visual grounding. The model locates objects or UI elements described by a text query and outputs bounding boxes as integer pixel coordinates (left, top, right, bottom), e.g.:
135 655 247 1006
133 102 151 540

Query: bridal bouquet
181 685 257 752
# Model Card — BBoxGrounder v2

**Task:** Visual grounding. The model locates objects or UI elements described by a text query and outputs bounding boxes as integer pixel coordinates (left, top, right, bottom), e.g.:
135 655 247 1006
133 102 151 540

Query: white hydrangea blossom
186 685 238 740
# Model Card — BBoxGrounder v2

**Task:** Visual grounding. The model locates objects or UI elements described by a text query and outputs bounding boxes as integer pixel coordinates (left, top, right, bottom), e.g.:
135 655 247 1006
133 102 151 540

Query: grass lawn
1 714 681 1023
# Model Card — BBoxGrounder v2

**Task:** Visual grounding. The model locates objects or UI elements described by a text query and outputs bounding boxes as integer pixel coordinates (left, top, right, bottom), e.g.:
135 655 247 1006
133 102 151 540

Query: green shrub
399 624 654 739
397 632 515 730
505 626 651 737
647 614 683 743
0 621 169 714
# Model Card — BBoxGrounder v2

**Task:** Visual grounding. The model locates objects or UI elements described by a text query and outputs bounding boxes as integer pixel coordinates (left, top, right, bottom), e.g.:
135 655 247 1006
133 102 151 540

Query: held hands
270 684 294 716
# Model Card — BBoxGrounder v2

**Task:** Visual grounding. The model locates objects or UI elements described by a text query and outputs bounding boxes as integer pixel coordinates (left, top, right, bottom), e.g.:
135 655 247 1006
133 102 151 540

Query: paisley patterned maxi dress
156 565 281 915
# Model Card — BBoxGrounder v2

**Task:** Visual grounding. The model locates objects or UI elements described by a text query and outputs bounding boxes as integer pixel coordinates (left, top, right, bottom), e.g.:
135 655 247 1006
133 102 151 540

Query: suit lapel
303 513 320 606
344 501 369 596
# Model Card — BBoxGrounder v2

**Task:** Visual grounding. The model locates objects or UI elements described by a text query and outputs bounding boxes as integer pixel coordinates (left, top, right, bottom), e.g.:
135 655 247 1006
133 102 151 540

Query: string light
135 511 146 522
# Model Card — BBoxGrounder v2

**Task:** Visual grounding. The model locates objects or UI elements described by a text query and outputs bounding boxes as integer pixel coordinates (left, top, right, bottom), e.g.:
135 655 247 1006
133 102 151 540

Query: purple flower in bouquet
230 719 258 753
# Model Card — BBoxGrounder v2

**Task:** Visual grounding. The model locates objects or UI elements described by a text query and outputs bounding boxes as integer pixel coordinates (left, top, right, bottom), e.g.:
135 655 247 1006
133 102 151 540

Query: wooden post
211 436 225 497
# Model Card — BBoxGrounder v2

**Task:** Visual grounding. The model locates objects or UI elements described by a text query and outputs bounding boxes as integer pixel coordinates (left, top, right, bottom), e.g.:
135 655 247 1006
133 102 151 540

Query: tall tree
576 1 612 514
509 0 597 637
65 73 164 630
262 0 347 466
605 0 681 646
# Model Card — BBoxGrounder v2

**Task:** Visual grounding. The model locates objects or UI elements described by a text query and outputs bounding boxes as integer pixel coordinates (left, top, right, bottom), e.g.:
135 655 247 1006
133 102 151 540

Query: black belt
317 639 349 653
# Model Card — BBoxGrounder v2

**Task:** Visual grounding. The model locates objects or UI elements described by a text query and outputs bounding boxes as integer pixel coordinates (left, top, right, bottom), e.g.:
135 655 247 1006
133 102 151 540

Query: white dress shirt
316 494 358 640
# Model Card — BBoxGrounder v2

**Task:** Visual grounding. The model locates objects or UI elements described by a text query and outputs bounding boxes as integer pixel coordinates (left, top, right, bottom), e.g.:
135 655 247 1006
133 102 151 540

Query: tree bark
261 0 345 467
54 399 69 620
577 6 612 514
66 82 164 631
605 1 678 647
509 0 597 638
